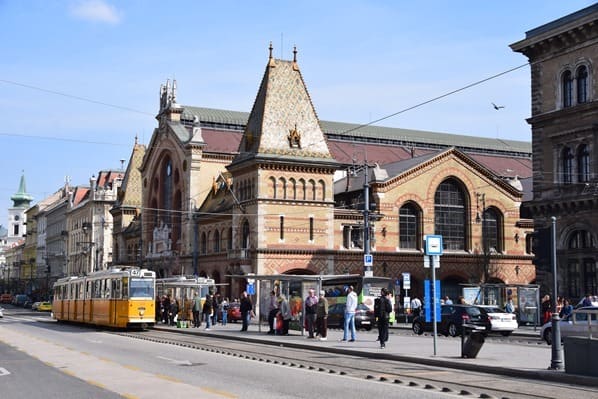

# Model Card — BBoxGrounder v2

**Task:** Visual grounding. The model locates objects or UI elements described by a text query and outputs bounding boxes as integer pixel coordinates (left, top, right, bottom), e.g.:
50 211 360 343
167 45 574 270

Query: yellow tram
52 266 156 329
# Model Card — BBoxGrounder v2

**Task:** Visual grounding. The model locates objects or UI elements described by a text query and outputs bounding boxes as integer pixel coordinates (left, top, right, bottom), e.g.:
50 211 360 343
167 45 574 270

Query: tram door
110 278 119 326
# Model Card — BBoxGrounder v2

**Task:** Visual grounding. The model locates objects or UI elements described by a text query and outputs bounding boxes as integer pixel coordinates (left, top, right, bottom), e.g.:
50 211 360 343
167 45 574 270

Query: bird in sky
492 102 505 110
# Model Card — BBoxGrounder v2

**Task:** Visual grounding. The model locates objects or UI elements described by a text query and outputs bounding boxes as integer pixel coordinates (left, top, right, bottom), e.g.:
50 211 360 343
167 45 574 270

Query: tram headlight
138 307 146 317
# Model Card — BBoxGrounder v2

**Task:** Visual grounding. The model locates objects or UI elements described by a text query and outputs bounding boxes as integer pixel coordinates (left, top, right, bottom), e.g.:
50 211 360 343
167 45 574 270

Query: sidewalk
155 321 598 388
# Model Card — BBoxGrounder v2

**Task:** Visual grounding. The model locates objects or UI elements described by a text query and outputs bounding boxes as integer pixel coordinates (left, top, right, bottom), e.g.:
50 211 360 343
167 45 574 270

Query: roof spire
11 171 33 207
269 41 273 59
293 45 297 62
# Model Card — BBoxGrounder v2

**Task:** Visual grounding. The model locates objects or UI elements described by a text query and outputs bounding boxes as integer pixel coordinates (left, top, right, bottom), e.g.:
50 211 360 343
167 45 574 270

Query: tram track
113 328 593 399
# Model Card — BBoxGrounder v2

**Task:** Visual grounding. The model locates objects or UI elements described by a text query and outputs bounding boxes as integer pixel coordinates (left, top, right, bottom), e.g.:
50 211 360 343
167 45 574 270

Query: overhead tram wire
1 62 530 150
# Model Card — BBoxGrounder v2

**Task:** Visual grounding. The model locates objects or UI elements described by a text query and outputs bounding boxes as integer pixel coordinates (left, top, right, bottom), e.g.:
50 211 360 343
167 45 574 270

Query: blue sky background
0 0 594 226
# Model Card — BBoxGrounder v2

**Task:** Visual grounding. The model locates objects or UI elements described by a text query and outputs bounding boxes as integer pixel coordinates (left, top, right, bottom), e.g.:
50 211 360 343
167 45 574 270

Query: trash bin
461 324 485 358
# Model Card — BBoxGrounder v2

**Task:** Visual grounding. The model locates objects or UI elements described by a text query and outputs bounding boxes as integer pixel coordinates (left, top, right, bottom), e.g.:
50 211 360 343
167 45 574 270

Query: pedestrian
277 294 291 335
559 298 573 319
541 294 552 325
240 291 252 331
192 291 202 328
375 288 393 348
161 295 170 324
444 296 453 305
202 293 213 330
155 296 162 323
267 290 278 335
212 293 220 325
316 290 329 341
410 296 422 317
504 296 515 314
220 297 229 325
341 285 357 342
169 298 179 326
304 288 318 338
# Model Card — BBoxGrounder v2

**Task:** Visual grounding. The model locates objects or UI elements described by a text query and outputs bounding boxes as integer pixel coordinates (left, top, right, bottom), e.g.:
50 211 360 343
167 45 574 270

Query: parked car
0 307 4 318
540 306 598 345
31 301 42 311
327 303 375 331
476 305 518 336
226 302 241 323
412 304 489 337
37 302 52 312
0 293 13 304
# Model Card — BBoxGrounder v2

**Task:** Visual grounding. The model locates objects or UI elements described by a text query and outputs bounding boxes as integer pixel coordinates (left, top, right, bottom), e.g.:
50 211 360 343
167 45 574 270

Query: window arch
577 144 590 183
482 207 503 253
568 230 595 249
434 179 466 251
318 180 326 201
269 177 277 199
561 146 573 184
562 70 573 108
241 220 250 249
200 232 207 255
399 202 421 249
576 65 588 104
289 178 297 200
298 179 306 200
309 179 316 201
278 177 286 199
213 229 220 253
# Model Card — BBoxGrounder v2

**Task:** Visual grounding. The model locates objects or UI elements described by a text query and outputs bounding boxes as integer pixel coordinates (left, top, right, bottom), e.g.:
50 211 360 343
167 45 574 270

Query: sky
0 0 595 226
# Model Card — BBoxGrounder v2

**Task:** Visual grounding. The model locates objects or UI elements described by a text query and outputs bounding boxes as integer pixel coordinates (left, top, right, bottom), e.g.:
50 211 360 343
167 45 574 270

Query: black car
411 304 489 337
327 303 375 331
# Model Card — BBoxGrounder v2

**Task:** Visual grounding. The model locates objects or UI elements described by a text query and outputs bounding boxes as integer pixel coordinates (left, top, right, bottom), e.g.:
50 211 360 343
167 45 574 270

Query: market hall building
112 45 534 301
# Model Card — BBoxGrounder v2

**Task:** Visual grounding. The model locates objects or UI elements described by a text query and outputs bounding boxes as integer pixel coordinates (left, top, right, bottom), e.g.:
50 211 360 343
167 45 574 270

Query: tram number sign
247 282 255 295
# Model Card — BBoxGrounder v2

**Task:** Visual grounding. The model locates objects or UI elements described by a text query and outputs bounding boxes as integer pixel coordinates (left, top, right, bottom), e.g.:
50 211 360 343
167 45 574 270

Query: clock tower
7 172 33 246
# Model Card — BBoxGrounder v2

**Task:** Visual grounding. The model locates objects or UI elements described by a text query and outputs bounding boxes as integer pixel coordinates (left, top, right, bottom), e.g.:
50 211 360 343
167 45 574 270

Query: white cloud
69 0 122 24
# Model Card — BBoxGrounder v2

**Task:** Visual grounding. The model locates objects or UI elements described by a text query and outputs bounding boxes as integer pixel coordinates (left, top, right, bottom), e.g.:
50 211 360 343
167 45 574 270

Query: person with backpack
375 288 393 348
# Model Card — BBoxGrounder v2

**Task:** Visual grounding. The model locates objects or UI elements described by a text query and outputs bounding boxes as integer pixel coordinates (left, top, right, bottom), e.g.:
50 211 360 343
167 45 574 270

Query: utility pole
363 163 373 277
549 216 563 370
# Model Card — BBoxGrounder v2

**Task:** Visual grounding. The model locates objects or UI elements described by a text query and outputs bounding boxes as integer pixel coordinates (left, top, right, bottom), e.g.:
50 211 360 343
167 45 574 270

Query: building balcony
227 248 250 260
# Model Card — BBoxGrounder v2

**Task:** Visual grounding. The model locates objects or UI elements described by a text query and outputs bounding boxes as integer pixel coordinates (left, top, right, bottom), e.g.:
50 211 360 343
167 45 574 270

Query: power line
0 79 153 116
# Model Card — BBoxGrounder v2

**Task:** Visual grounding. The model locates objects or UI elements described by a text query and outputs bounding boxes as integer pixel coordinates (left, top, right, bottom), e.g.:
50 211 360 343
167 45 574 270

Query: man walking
342 286 357 342
375 288 392 348
240 291 252 332
304 288 318 338
316 290 329 341
192 291 202 328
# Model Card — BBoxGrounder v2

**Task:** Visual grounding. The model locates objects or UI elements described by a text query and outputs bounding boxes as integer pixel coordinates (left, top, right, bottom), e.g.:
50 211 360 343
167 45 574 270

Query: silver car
540 306 598 345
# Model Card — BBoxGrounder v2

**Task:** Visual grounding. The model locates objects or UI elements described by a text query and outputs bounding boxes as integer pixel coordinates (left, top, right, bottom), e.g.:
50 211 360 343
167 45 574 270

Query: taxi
37 302 52 312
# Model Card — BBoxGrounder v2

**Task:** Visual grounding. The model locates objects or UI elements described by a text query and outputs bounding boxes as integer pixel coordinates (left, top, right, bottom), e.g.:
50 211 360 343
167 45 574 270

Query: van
12 294 29 306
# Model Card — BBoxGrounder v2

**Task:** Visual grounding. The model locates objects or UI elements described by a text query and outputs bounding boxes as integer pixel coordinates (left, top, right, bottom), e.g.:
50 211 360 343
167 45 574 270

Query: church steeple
11 171 33 208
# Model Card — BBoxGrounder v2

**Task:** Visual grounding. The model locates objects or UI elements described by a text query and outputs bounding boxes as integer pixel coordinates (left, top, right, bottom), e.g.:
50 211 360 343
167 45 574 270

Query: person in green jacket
316 290 329 341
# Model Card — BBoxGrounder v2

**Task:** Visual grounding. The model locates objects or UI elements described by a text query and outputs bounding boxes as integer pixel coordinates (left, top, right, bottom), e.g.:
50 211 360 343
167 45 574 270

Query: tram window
104 279 110 298
94 280 101 299
122 277 129 299
112 279 121 299
129 278 154 298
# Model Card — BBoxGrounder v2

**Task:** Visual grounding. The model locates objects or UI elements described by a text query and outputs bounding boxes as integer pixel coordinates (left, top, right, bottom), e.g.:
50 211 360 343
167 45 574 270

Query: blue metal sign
424 235 443 256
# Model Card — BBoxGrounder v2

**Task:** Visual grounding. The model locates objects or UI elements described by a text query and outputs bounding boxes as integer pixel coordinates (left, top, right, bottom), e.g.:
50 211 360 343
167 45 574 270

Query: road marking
156 355 192 366
0 367 11 376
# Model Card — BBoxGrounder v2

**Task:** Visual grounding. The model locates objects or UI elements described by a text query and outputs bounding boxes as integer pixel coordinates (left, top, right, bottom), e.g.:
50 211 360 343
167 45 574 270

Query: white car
477 305 518 336
540 306 598 345
0 307 3 318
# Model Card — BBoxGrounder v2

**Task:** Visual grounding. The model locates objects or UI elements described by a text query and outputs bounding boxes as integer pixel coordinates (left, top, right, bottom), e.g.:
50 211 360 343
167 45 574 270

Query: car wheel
543 328 552 345
412 321 424 335
500 331 512 337
448 323 458 337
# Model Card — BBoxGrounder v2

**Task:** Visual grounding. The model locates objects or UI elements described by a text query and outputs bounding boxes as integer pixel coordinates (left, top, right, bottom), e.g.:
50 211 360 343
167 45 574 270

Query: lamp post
80 222 96 274
549 216 564 370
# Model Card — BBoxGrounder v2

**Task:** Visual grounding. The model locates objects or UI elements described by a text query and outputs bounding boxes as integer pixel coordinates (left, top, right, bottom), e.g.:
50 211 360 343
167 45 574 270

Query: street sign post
424 235 443 356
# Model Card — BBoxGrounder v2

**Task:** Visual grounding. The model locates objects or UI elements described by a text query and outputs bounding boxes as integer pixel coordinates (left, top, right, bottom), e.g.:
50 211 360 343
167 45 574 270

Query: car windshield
482 307 504 313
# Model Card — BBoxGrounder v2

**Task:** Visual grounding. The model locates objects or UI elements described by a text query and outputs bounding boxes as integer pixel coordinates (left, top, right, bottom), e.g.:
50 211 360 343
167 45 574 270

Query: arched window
298 178 306 200
241 220 250 249
227 227 233 250
278 177 286 199
562 146 573 184
213 230 220 253
200 232 207 255
309 179 316 201
577 65 588 104
562 70 573 108
318 180 326 201
578 144 590 183
289 178 297 200
399 203 420 249
434 179 466 250
269 177 277 199
482 207 502 253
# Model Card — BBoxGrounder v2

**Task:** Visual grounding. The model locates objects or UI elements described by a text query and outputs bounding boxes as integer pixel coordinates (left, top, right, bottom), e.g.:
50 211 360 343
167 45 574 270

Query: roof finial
269 41 273 59
135 134 138 145
293 45 297 62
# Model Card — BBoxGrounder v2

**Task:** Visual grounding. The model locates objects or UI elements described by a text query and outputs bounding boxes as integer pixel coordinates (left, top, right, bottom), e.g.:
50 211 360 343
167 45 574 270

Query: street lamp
79 222 96 274
549 216 564 370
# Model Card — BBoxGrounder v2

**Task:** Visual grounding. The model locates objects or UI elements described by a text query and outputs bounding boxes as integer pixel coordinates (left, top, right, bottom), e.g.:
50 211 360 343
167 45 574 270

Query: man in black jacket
375 288 392 348
240 291 253 331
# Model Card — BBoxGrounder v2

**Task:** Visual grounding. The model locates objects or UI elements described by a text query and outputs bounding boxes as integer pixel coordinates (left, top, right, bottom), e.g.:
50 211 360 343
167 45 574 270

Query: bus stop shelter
227 274 363 333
